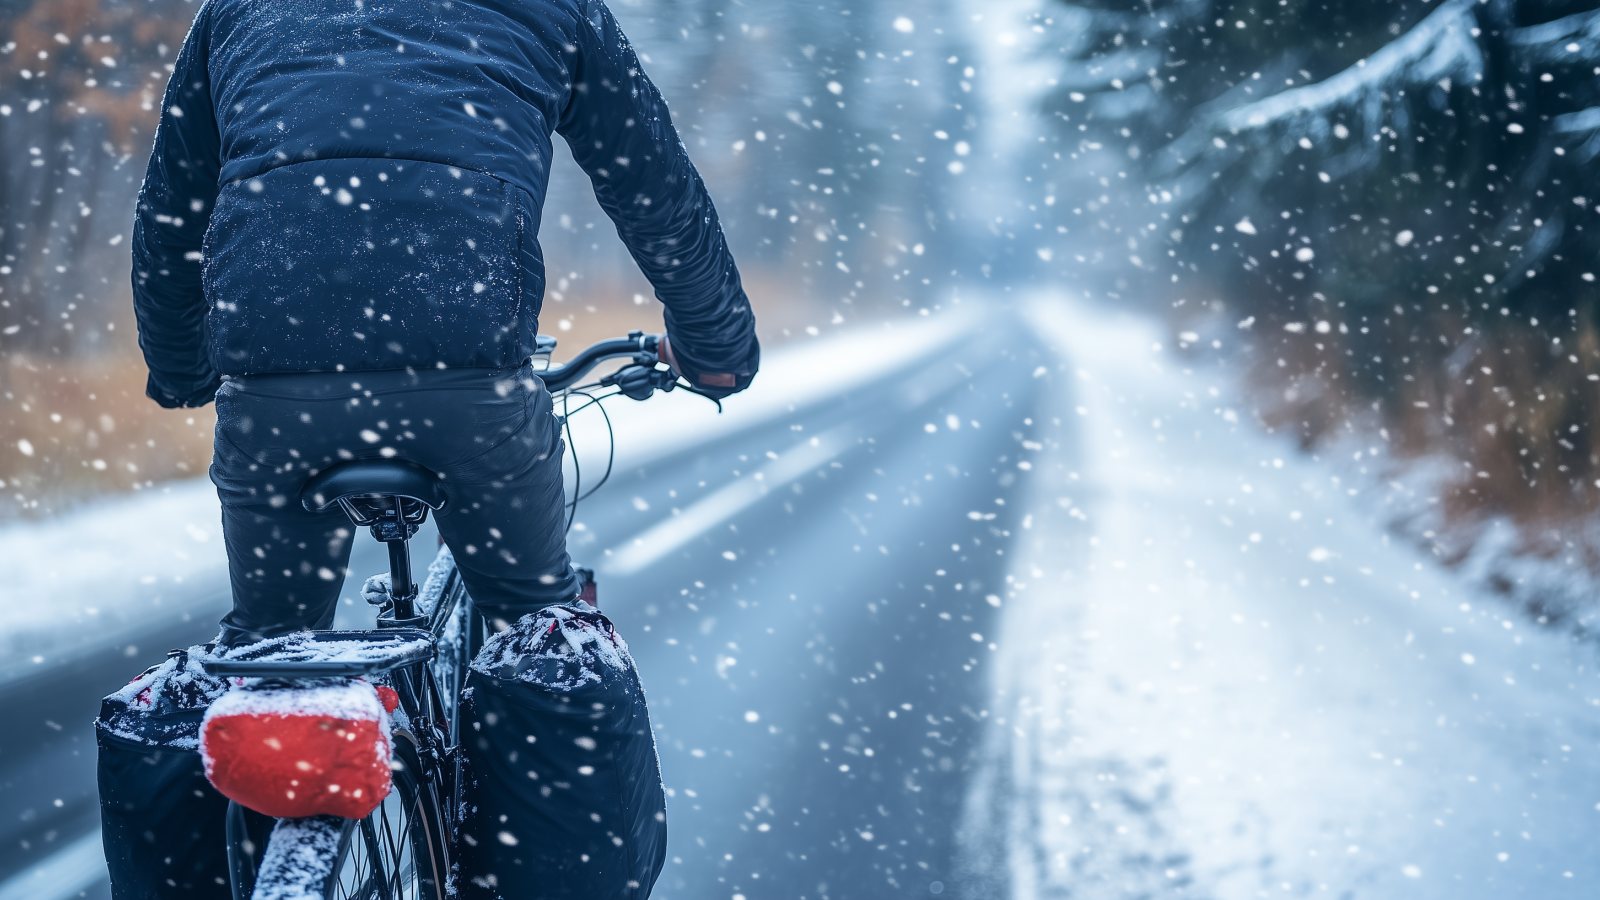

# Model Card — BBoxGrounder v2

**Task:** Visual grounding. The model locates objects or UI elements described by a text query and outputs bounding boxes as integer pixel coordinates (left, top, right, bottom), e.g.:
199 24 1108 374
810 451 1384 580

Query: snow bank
1320 441 1600 639
961 296 1600 898
0 478 227 681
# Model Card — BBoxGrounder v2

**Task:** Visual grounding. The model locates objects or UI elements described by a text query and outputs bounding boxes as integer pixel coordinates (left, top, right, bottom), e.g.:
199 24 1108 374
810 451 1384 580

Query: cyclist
102 0 757 897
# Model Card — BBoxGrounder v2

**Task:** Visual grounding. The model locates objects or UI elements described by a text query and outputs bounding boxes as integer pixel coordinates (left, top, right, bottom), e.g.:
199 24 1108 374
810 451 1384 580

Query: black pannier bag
96 605 665 899
95 645 271 899
457 602 667 899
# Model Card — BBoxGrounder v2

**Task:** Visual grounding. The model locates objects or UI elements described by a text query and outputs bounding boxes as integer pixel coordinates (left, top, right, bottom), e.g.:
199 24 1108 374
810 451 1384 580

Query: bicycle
199 331 678 900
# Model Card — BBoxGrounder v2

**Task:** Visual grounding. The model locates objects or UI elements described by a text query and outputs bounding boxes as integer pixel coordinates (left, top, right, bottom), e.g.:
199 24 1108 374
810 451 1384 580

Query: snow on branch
1510 7 1600 65
1057 48 1164 92
1158 0 1482 205
1554 106 1600 160
1050 0 1214 120
1512 9 1600 158
1054 47 1165 122
1211 0 1481 134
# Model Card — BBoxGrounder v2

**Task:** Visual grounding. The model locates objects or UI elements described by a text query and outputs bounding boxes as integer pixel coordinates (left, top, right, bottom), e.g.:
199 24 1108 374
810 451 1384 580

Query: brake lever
672 378 725 413
599 361 678 401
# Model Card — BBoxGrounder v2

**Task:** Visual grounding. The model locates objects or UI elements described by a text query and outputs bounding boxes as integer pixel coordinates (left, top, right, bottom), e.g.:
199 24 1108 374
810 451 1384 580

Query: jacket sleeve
558 0 759 397
130 3 223 409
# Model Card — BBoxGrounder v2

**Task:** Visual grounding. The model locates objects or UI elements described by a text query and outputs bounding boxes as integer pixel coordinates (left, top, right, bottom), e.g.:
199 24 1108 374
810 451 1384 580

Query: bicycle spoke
251 734 442 899
363 816 393 900
381 800 404 897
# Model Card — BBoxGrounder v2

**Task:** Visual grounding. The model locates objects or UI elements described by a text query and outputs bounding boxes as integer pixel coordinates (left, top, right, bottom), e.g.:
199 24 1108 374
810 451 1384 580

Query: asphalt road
0 312 1044 900
0 593 223 895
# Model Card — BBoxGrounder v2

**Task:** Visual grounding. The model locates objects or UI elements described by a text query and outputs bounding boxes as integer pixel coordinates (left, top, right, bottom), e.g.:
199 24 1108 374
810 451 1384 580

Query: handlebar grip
538 332 661 392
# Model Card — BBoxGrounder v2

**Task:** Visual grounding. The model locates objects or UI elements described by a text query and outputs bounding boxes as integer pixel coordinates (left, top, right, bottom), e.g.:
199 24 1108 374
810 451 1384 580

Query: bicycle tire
326 729 451 900
233 729 451 900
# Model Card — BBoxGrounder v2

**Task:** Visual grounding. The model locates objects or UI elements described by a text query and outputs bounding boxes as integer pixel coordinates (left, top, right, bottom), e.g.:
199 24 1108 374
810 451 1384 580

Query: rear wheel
327 729 450 900
232 729 451 900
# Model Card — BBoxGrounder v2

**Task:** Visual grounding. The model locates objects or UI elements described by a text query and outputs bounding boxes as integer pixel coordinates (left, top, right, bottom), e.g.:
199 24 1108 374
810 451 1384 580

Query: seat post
386 495 417 620
300 459 445 627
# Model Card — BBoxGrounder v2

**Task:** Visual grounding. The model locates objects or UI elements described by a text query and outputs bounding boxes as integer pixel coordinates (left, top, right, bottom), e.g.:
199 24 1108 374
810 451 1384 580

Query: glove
146 372 222 409
658 333 758 401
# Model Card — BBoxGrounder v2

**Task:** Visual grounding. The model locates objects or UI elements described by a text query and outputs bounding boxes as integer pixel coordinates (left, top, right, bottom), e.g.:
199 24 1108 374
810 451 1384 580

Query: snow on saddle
199 678 399 819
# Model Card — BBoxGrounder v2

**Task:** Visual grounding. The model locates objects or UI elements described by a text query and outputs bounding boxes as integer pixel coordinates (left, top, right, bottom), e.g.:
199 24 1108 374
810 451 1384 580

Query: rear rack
200 629 435 678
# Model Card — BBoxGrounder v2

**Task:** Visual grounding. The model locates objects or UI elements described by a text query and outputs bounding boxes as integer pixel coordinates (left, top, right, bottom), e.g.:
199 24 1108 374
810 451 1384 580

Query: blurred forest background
5 0 1600 623
0 0 991 516
1038 0 1600 626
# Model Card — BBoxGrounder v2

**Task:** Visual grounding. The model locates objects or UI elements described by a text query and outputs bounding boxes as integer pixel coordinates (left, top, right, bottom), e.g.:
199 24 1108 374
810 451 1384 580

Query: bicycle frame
212 545 479 900
206 331 660 899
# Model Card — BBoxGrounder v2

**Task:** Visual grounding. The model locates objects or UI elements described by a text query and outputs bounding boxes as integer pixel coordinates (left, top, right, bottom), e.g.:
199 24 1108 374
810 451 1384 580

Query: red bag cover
199 680 393 819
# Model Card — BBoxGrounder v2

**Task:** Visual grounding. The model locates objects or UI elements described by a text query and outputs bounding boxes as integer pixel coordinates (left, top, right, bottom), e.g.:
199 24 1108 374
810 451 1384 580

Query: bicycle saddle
301 458 448 515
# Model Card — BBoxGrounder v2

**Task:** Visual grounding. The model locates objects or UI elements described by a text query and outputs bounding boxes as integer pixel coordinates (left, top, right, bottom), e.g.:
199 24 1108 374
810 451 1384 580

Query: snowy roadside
0 309 979 684
1355 453 1600 642
0 478 227 682
961 297 1600 898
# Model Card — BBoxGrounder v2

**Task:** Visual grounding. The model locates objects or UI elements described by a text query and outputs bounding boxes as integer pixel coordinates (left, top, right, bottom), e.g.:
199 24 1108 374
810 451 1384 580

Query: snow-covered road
962 299 1600 898
0 305 1007 897
3 299 1597 900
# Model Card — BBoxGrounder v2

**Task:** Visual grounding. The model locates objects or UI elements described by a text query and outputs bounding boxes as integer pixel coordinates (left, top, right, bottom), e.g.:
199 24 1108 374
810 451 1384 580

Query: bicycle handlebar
536 331 661 392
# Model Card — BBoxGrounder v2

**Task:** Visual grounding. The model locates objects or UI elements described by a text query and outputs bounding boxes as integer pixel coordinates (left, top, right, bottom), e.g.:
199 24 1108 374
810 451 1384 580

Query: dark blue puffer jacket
132 0 758 407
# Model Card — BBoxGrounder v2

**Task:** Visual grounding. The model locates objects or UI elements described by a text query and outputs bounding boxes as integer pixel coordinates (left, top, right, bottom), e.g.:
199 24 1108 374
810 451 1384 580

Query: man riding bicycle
102 0 757 896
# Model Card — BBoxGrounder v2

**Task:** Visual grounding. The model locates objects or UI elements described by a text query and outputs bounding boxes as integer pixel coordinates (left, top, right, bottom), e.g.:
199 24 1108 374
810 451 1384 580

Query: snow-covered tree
0 0 195 359
542 0 984 317
0 0 992 515
1045 0 1600 610
1048 0 1600 308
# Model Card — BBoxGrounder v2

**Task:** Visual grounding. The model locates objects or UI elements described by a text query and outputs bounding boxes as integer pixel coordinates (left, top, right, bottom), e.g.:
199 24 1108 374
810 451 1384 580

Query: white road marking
604 422 860 577
601 315 1006 578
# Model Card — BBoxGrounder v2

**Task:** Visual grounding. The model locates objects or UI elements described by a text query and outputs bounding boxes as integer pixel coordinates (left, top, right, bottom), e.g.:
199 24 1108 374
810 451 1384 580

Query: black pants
210 363 577 645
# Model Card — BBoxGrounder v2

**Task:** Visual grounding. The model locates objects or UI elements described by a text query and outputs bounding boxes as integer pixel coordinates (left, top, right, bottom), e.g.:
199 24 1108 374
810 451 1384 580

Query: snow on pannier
199 679 395 819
